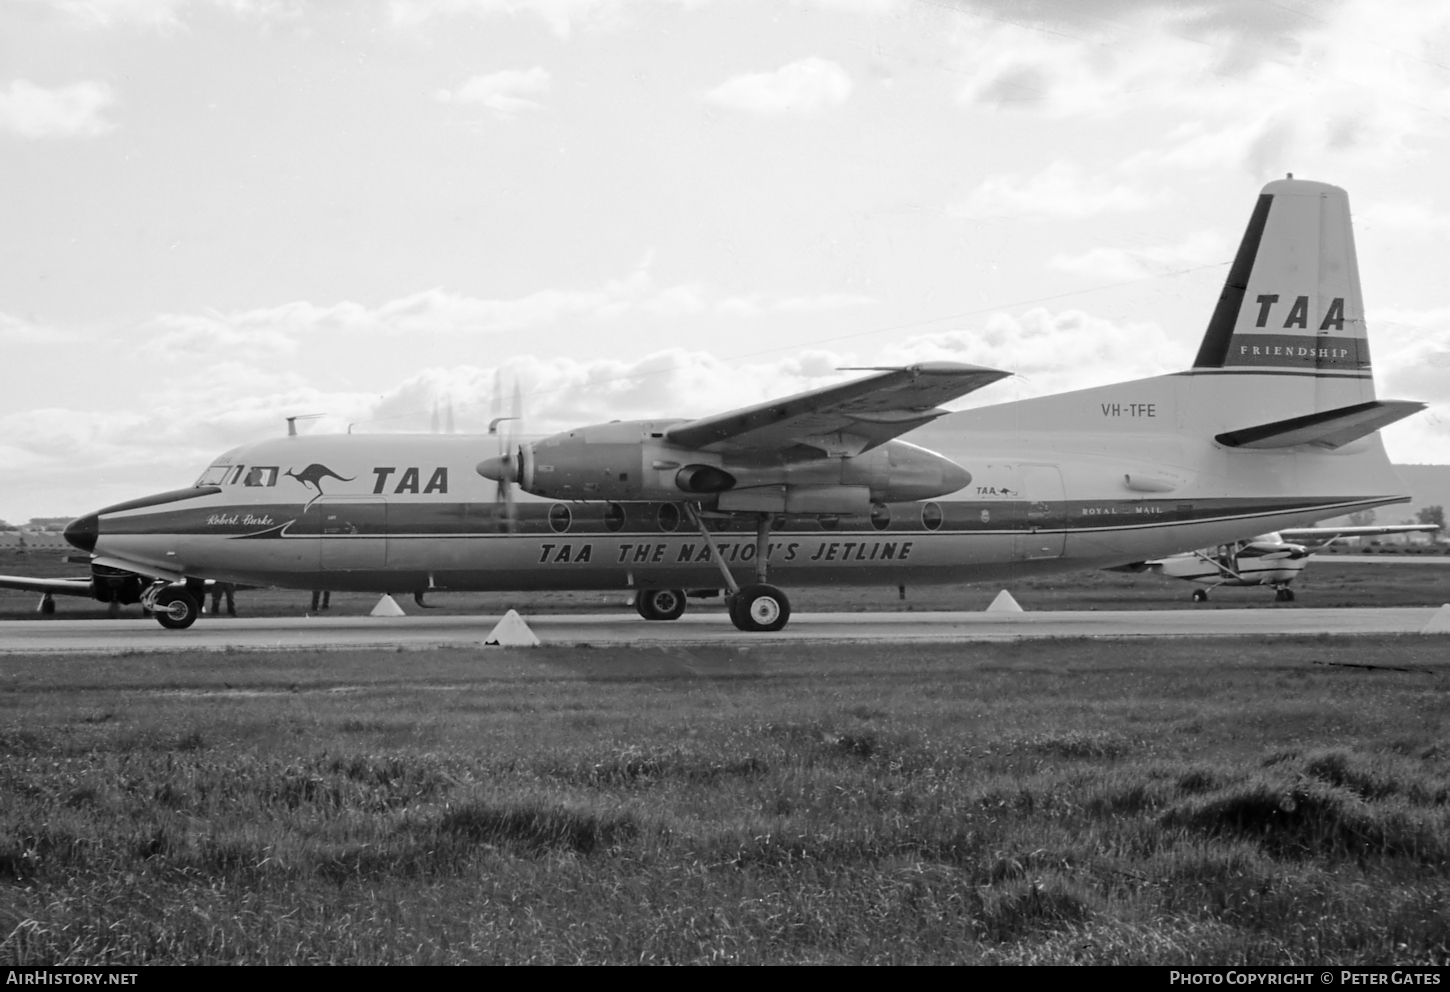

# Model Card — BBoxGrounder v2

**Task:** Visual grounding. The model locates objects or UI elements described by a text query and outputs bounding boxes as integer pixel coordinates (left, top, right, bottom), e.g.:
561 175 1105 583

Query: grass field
2 637 1448 964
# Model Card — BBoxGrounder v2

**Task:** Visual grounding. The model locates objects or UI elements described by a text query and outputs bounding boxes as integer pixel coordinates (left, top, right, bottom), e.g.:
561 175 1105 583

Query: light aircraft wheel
1276 587 1295 602
1191 589 1209 603
39 595 55 615
636 588 687 621
730 584 791 633
154 589 199 630
108 597 121 619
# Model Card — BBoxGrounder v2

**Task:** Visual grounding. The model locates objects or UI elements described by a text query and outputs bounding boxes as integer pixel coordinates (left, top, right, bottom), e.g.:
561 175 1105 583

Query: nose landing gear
636 588 688 621
141 582 201 629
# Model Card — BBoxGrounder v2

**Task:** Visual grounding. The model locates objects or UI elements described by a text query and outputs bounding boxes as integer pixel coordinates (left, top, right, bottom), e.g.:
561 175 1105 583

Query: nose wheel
153 588 200 629
636 588 688 621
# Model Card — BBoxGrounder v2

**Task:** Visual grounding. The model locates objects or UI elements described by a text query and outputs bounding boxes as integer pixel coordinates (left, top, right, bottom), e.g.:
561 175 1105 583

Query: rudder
1193 178 1372 390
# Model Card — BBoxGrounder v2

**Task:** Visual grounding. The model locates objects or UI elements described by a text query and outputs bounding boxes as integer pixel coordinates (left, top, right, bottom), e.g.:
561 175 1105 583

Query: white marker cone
485 609 541 647
986 589 1024 613
370 594 406 617
1422 604 1450 634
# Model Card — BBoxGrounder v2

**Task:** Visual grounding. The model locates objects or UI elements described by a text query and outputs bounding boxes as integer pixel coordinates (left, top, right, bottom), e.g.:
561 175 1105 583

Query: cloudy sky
3 0 1450 522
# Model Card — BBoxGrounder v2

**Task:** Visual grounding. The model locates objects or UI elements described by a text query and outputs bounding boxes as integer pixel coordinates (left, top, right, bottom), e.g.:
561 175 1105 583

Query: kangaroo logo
285 463 355 505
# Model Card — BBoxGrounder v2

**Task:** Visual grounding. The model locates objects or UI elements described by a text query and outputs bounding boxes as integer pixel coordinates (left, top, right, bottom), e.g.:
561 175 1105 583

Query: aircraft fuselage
65 403 1405 597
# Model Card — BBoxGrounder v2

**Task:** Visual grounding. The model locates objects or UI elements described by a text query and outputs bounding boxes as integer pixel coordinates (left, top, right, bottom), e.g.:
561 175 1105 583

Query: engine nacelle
483 419 971 509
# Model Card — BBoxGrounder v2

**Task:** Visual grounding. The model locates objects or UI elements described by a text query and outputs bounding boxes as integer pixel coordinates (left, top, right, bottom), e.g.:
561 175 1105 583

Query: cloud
1354 200 1450 237
136 265 877 360
436 67 552 117
140 311 302 361
0 313 82 345
950 162 1160 222
949 0 1450 178
879 307 1182 402
389 0 619 37
705 57 852 115
1049 229 1231 282
1357 304 1450 465
0 80 115 138
29 0 297 29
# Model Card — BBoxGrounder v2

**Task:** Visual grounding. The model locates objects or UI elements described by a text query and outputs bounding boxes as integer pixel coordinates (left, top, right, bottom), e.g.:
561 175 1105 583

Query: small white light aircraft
52 177 1427 631
1119 525 1441 602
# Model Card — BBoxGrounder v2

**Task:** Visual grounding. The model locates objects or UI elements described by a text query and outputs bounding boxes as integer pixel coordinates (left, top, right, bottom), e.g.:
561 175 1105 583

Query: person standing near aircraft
209 581 236 616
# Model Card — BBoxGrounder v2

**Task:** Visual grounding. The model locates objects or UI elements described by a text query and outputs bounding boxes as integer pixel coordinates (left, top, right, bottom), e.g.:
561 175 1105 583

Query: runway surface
0 607 1443 653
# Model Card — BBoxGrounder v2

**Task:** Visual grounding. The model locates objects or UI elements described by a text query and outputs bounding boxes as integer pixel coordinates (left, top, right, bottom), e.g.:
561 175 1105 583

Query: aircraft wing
1282 524 1440 541
0 575 95 597
664 362 1010 455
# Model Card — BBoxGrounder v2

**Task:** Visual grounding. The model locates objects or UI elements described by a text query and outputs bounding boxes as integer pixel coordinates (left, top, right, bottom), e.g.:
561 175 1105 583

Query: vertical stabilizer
1193 179 1373 401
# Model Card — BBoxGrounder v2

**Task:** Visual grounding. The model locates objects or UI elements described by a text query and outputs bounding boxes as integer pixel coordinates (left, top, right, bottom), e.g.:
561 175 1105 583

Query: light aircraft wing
664 362 1010 455
0 575 95 597
1280 525 1440 540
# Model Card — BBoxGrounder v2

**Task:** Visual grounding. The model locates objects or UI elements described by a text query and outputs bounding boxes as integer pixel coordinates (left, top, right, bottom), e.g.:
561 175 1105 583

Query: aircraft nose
64 513 99 553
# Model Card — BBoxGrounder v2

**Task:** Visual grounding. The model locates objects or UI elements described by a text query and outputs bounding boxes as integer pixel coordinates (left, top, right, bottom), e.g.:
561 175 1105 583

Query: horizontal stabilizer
1215 400 1425 450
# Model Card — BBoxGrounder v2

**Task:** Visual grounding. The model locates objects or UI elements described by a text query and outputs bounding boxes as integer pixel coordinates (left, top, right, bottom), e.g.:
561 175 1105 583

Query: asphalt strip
0 608 1442 654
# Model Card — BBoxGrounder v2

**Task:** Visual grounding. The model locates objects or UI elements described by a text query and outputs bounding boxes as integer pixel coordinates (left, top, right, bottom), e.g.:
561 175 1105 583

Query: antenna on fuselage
286 413 325 437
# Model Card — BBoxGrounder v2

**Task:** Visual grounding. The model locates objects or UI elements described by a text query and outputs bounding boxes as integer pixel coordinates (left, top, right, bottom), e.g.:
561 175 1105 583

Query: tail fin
1193 178 1371 388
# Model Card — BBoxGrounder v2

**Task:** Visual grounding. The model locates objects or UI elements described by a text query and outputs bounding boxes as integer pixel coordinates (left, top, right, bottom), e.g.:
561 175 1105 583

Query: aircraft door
304 498 388 570
1015 464 1066 559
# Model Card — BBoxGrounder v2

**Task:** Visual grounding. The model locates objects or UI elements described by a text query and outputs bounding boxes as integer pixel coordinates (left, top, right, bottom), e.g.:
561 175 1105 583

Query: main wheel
729 584 791 632
636 588 687 621
1191 589 1208 603
1275 587 1295 602
154 589 200 630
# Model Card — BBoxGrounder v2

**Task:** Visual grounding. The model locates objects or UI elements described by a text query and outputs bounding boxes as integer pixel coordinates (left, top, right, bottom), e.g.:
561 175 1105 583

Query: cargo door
1015 464 1065 559
305 498 388 570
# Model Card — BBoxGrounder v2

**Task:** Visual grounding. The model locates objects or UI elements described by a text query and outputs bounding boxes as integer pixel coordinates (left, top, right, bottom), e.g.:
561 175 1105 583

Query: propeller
477 370 523 532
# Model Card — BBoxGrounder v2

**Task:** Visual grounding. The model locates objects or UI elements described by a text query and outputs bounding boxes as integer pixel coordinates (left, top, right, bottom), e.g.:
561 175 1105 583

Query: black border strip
1193 192 1274 369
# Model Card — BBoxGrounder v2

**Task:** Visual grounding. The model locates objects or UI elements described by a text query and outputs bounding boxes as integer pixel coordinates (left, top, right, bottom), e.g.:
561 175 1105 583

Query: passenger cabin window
195 465 230 486
243 466 279 487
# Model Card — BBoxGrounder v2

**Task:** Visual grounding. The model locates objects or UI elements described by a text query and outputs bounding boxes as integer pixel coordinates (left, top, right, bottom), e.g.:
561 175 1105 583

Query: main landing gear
728 584 791 632
1191 589 1209 603
685 504 791 633
1274 586 1296 602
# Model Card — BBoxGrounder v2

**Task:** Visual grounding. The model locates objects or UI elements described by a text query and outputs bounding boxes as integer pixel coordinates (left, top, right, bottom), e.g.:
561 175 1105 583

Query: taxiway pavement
0 607 1442 653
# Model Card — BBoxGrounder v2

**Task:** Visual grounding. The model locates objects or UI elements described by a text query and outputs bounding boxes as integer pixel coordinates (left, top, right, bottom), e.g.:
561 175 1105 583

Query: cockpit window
224 466 246 485
195 465 230 486
243 466 279 487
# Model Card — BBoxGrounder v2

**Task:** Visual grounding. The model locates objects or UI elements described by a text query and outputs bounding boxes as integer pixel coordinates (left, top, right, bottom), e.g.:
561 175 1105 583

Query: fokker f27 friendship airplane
43 177 1426 631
